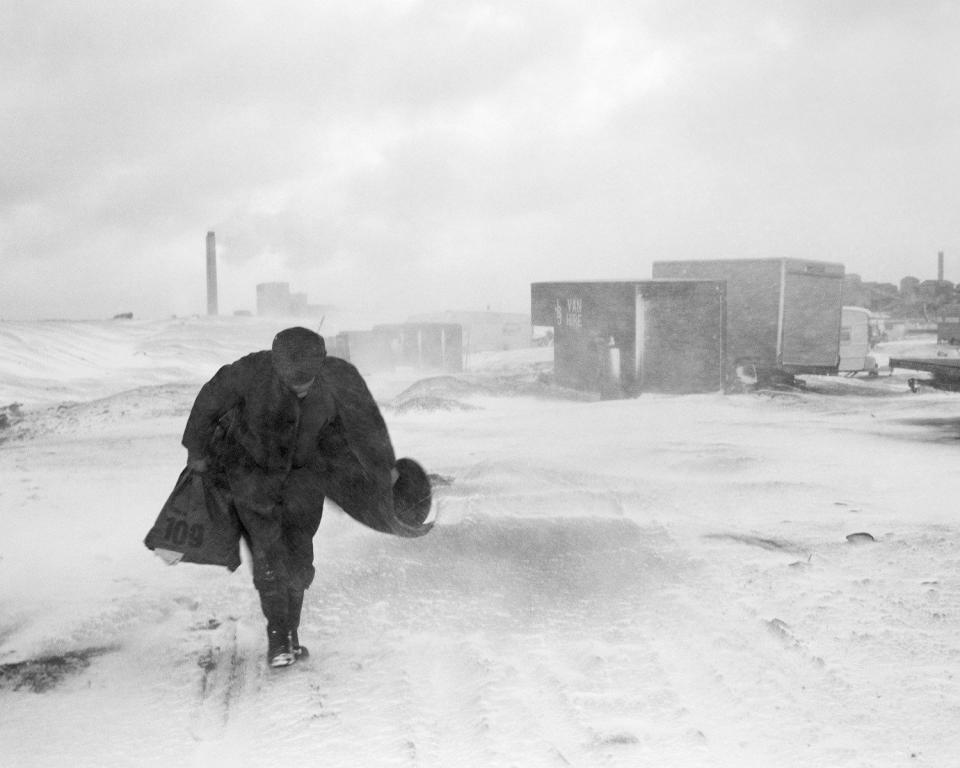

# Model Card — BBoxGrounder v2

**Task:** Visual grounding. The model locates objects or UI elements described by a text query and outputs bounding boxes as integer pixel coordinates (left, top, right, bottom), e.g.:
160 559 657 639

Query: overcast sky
2 0 960 320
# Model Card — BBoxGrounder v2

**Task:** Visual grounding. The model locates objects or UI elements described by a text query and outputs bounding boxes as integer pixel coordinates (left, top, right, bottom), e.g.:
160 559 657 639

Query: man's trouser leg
282 468 326 655
230 471 296 666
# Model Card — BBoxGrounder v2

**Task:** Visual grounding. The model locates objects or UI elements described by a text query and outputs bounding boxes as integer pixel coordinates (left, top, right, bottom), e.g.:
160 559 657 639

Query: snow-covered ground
2 317 959 768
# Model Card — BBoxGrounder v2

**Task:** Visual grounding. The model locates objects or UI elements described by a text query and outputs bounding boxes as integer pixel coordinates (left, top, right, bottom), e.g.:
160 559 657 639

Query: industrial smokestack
206 231 218 315
938 250 944 283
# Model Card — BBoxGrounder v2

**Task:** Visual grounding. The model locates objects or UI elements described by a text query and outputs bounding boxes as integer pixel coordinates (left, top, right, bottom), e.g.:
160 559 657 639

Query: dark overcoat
181 351 430 538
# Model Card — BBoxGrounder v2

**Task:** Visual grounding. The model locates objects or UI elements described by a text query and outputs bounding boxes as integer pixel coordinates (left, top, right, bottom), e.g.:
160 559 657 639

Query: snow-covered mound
0 317 288 408
0 313 428 409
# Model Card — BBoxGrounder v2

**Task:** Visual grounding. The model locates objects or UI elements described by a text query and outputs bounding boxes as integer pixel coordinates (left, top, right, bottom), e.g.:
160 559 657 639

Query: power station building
256 282 329 317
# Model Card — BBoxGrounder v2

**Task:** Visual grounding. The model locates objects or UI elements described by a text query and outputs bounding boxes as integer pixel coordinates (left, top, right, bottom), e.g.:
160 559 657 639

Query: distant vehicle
838 307 879 377
889 356 960 392
936 303 960 345
891 305 960 390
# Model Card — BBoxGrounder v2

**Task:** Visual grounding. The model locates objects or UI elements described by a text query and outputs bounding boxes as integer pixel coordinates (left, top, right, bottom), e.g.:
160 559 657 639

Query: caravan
838 306 879 376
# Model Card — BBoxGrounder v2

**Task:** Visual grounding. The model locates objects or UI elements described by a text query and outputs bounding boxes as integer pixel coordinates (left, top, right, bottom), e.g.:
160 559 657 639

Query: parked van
936 304 960 345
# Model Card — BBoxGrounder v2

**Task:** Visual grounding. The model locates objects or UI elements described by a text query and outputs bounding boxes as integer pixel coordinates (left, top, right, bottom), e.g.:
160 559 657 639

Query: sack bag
143 468 242 570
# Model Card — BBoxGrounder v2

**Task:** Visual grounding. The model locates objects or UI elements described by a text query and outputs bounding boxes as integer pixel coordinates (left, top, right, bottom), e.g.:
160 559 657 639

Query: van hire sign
555 297 583 329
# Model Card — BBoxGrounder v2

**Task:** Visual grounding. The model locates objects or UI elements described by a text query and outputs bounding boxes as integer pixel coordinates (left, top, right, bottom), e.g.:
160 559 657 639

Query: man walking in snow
177 326 431 667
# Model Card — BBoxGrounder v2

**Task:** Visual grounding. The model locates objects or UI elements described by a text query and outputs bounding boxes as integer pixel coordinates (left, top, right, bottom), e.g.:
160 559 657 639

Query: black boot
267 626 294 667
288 589 309 659
260 591 294 668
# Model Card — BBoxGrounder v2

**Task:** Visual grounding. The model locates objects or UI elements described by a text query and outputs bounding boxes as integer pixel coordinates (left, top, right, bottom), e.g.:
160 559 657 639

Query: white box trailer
652 258 844 386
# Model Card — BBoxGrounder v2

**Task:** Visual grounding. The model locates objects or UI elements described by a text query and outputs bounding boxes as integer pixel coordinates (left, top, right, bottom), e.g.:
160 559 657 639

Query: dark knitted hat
271 327 326 384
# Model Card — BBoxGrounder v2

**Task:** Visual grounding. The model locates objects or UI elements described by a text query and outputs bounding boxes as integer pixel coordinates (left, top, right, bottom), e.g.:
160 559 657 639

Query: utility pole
938 250 945 283
206 231 218 315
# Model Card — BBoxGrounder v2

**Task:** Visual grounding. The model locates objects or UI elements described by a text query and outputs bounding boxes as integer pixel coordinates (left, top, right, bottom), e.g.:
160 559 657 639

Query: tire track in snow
190 616 263 742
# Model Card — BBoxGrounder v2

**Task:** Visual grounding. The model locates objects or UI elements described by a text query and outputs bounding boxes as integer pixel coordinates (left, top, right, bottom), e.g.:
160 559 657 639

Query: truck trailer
651 258 844 386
